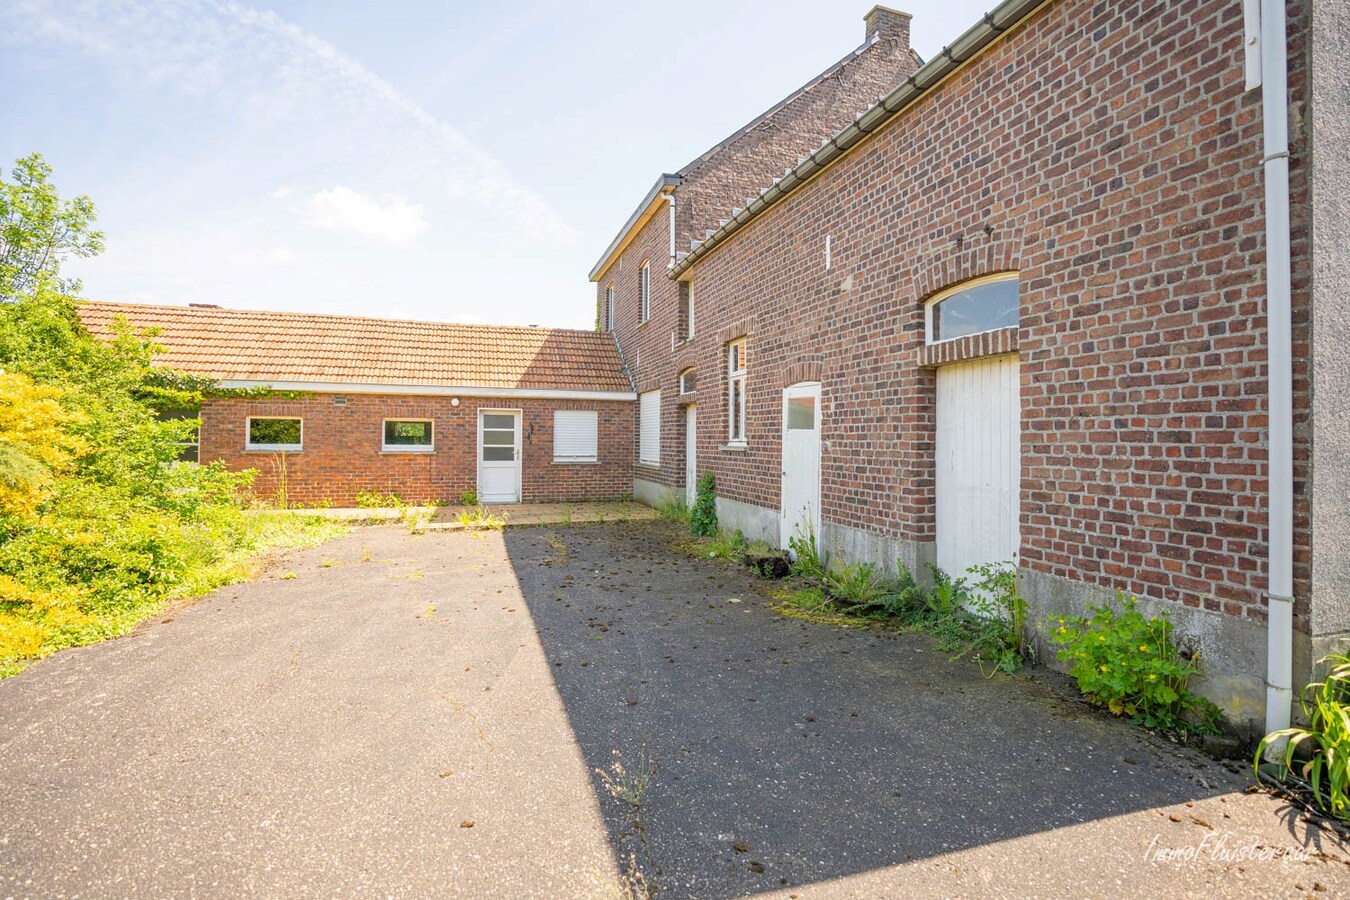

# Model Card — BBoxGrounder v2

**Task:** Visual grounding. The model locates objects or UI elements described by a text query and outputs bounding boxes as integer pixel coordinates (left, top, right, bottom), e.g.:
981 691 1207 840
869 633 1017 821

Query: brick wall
201 393 633 507
596 11 918 494
640 0 1311 627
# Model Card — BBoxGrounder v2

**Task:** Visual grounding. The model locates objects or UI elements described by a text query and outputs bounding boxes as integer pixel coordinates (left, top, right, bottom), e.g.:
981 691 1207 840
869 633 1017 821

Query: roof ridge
78 300 605 338
676 34 880 177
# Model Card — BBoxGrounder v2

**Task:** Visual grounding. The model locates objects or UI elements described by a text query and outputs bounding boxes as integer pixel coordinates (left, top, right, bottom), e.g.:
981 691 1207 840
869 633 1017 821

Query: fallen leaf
733 842 749 853
748 861 765 873
439 771 453 778
460 820 475 828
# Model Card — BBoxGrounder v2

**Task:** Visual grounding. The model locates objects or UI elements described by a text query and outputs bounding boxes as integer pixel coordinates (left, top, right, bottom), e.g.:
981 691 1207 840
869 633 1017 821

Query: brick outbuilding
76 302 636 507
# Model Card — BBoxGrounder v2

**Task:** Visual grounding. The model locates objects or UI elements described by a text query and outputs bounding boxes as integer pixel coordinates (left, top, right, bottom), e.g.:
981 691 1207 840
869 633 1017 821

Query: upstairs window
925 273 1019 344
247 416 302 451
679 280 695 339
727 338 747 444
679 368 696 395
383 419 434 452
639 259 651 323
604 284 615 332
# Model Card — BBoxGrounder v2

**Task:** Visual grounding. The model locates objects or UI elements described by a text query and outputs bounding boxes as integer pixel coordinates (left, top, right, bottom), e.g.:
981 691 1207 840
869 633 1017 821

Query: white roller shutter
553 410 598 462
639 390 661 465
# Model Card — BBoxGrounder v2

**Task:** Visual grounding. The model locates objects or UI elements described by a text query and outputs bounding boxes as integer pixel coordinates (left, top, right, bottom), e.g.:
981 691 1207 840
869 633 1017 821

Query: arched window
925 273 1019 344
679 368 696 395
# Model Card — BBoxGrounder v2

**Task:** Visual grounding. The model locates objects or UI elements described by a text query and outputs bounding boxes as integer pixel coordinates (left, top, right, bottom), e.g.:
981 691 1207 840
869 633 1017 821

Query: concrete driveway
1 522 1346 898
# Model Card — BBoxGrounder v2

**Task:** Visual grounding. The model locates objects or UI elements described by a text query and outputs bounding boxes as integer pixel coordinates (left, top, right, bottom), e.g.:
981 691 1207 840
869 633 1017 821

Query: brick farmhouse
77 1 1346 733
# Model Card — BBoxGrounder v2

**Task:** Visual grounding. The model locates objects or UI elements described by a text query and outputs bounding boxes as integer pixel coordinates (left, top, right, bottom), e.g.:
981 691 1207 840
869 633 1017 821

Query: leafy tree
0 153 105 300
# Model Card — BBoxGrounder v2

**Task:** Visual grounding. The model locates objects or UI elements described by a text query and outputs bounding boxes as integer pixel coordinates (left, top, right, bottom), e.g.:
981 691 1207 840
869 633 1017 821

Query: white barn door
935 355 1019 578
780 382 821 550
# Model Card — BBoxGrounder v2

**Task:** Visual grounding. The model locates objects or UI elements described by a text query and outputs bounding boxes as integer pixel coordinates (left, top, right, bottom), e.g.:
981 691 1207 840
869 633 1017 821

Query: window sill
637 461 661 470
636 319 650 329
245 447 303 453
381 448 435 454
720 443 748 453
553 458 599 465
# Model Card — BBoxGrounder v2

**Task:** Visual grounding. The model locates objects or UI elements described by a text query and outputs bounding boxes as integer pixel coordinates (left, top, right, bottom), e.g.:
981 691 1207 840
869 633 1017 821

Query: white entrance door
935 354 1020 579
780 382 822 550
685 404 697 507
477 410 521 503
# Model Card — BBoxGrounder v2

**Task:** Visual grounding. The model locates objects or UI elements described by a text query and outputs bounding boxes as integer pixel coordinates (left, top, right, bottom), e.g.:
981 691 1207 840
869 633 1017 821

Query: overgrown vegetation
655 493 688 524
1052 595 1222 734
0 154 346 676
355 489 405 509
454 505 506 531
689 472 717 536
1256 650 1350 821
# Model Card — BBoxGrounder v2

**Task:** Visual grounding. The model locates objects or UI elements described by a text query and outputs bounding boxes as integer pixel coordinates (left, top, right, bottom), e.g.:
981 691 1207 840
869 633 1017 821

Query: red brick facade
605 0 1311 638
201 394 633 507
597 9 919 494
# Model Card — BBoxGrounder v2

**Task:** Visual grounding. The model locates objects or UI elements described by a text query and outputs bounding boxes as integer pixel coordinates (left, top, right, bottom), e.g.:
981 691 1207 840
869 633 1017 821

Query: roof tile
75 301 632 393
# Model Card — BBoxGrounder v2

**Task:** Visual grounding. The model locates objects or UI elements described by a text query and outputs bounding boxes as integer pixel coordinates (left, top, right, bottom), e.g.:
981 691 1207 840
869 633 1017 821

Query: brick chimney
864 6 913 51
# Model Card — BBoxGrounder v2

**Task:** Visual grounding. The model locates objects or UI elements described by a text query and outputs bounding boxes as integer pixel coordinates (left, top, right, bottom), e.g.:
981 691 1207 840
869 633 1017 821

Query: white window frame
639 390 661 466
727 338 747 445
924 271 1020 346
605 284 615 332
552 410 599 463
679 368 696 395
639 259 651 323
246 415 303 452
381 418 435 453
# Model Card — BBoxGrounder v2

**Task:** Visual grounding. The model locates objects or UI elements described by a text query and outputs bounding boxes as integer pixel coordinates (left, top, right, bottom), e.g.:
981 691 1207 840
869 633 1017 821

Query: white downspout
666 193 677 269
1260 0 1294 747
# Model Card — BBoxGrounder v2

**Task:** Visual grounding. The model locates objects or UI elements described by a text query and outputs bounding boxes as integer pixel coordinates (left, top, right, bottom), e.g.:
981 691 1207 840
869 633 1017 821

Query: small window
604 284 615 332
926 273 1019 344
679 368 696 395
247 416 302 451
727 338 747 444
383 419 433 452
639 390 661 465
679 281 695 339
553 410 598 462
787 396 815 430
639 260 651 323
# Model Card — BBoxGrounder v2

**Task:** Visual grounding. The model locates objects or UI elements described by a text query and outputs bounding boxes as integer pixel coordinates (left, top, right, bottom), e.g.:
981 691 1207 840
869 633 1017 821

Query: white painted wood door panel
478 410 521 504
935 355 1020 579
780 383 822 550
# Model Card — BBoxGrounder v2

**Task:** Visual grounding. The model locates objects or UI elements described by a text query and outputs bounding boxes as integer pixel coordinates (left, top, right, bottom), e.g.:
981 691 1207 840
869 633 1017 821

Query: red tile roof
75 301 633 394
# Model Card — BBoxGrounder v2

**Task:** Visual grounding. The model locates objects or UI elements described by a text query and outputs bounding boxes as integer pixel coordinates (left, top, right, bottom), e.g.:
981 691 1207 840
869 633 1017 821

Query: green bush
1256 650 1350 821
0 155 348 676
689 472 717 536
1052 595 1222 733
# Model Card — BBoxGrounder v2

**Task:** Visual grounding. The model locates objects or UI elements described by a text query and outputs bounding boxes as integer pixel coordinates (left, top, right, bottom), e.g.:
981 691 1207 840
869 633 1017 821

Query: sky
2 0 993 329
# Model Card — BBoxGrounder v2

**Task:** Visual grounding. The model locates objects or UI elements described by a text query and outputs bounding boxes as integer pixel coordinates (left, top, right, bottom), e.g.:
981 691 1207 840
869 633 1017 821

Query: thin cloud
5 0 575 242
300 187 428 244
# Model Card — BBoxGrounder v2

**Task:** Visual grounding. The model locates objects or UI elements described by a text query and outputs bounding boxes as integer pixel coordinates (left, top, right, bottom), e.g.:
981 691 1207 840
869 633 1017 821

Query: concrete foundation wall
820 521 934 580
1020 568 1268 734
714 496 777 546
634 476 677 508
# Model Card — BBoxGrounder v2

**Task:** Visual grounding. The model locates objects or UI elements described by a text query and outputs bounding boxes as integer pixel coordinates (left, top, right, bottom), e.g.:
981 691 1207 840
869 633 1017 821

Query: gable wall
662 0 1311 715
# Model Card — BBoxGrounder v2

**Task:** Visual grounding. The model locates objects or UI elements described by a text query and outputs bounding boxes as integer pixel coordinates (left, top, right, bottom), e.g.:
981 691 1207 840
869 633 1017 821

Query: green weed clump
1256 650 1350 821
355 489 404 509
689 472 717 537
1052 595 1222 734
